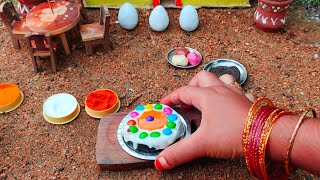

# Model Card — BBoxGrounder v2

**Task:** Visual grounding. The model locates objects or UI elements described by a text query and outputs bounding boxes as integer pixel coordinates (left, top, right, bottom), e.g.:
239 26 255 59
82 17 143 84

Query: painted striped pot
254 0 293 32
17 0 46 17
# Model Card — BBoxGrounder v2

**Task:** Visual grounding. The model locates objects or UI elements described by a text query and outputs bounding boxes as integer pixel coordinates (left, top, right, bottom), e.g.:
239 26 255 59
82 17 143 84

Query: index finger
184 71 222 110
188 70 223 87
160 86 204 111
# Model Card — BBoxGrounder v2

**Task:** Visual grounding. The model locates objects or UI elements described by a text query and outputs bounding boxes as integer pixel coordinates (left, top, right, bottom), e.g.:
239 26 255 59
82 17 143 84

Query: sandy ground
0 2 319 179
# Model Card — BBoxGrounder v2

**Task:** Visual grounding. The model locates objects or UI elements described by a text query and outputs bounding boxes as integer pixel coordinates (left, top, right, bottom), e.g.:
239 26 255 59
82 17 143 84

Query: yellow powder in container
0 84 20 106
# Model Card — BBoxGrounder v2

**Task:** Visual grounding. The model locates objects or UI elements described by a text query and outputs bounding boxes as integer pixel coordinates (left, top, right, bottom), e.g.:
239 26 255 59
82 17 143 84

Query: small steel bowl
167 47 202 69
203 59 248 85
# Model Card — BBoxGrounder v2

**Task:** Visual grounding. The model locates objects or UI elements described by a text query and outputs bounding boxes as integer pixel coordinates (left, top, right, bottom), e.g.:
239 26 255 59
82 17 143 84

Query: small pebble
57 166 64 172
255 87 261 93
284 71 290 77
62 149 69 155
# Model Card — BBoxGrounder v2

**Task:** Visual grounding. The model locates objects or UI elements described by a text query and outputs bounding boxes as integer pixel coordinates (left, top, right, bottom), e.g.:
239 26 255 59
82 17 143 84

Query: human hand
155 70 254 170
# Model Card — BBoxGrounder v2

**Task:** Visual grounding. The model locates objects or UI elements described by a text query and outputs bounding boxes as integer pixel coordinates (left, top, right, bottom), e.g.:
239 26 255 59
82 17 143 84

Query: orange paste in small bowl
85 89 118 111
0 84 20 106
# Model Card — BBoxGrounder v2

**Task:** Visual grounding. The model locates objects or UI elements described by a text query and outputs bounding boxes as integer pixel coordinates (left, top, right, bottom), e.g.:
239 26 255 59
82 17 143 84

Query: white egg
118 2 138 30
179 5 199 32
149 5 169 32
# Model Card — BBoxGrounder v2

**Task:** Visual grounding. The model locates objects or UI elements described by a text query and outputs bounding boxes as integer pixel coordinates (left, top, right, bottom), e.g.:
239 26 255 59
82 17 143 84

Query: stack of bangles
242 97 317 179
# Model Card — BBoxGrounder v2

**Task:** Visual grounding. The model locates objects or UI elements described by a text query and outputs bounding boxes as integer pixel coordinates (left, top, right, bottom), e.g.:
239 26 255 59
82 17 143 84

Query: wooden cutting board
96 109 201 171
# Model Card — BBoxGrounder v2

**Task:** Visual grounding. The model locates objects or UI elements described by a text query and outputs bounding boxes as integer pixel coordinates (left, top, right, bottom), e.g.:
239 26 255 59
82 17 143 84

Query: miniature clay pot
17 0 46 17
254 0 293 32
18 0 46 6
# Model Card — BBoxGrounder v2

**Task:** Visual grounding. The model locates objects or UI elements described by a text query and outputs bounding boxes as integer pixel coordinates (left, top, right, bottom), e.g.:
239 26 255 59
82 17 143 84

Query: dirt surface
1 2 319 179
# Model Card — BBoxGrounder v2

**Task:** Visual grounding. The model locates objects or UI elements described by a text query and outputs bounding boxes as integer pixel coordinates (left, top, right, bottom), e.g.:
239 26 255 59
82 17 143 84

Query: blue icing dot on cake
167 114 178 121
162 128 172 135
136 105 145 111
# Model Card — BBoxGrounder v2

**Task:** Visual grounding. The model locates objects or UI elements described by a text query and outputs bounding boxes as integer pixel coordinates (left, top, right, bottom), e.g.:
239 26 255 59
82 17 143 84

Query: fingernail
155 157 171 171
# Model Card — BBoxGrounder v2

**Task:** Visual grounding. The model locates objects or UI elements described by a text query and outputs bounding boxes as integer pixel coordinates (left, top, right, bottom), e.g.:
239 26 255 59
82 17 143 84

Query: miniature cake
121 103 184 153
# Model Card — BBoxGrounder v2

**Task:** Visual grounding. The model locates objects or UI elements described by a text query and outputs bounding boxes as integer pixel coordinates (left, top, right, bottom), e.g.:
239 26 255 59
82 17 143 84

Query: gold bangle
242 97 273 176
284 109 317 176
254 108 282 179
243 98 273 154
258 109 294 179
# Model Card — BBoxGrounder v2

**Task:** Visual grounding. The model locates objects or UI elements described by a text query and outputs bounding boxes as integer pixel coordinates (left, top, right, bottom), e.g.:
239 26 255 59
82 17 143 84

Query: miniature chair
0 1 31 49
79 5 111 55
25 33 58 73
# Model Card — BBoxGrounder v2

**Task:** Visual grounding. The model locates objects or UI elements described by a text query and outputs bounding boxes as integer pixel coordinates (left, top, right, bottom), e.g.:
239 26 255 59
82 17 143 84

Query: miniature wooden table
26 0 80 55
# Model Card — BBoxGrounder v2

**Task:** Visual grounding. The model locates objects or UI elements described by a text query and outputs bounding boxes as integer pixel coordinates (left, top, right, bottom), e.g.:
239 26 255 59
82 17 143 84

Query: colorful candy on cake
172 47 201 67
121 103 184 153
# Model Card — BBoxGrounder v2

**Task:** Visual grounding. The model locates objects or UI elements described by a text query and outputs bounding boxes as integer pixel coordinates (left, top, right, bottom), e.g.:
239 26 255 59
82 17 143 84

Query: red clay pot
254 0 293 32
18 0 46 6
17 0 46 17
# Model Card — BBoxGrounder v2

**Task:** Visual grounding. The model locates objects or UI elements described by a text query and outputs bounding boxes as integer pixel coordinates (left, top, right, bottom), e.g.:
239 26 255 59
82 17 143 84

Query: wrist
267 115 297 162
268 115 320 175
241 98 296 178
242 97 320 177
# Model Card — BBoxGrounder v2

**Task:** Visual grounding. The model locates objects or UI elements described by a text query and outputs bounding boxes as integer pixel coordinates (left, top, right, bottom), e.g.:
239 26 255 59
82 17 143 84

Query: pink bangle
248 105 277 178
243 98 273 177
252 107 280 179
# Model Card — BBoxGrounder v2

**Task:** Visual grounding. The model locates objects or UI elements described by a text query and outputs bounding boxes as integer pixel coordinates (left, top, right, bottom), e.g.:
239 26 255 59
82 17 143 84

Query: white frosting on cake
121 104 184 150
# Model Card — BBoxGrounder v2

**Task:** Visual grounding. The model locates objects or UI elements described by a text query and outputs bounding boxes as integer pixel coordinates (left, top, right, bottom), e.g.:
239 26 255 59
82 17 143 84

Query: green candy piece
139 132 148 139
150 132 161 138
166 122 176 129
154 104 163 110
129 126 138 133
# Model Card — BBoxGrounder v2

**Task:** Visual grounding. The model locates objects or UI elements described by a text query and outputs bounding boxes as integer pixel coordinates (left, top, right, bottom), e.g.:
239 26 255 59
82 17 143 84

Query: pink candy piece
163 107 172 115
130 111 139 118
187 52 201 65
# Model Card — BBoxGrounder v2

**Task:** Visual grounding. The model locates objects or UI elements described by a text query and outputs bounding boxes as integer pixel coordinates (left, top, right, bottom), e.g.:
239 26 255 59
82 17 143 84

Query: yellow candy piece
145 104 153 110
